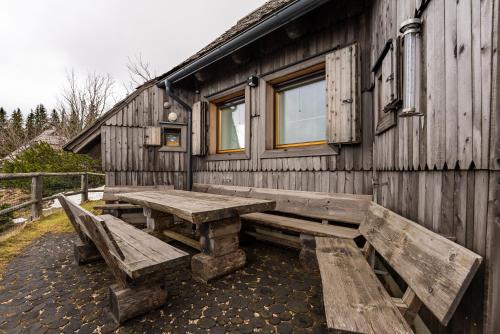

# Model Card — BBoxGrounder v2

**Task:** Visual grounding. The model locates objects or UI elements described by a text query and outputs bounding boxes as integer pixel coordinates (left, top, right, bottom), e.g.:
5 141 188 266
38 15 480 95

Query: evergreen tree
34 104 48 134
69 108 79 136
10 108 24 134
0 107 6 129
50 109 60 128
25 111 36 139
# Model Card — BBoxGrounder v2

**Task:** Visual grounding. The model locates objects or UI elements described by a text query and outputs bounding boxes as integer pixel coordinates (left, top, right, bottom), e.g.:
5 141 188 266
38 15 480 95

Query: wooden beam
163 230 200 250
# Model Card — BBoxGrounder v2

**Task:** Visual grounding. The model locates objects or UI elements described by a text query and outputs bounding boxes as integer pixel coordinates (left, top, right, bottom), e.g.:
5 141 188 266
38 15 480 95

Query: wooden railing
0 172 105 220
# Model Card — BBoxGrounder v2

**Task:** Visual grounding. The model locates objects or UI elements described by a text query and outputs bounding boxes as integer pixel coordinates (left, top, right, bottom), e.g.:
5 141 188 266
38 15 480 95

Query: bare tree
57 69 115 138
125 53 156 93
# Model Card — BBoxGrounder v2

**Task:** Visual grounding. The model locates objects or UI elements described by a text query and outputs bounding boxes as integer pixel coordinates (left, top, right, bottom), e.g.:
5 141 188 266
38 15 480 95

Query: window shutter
144 126 161 146
192 101 208 156
326 43 361 144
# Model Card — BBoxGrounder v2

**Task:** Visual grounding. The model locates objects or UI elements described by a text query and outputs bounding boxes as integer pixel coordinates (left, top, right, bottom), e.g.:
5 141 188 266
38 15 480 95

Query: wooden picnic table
116 190 275 282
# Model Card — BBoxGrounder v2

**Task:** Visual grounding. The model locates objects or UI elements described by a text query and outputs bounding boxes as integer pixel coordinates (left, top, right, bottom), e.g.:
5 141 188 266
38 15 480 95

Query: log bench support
299 234 319 272
74 240 102 264
143 208 175 233
191 216 246 282
109 280 168 324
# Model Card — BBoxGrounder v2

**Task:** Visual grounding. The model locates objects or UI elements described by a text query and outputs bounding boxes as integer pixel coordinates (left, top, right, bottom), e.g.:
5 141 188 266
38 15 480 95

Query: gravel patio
0 232 328 334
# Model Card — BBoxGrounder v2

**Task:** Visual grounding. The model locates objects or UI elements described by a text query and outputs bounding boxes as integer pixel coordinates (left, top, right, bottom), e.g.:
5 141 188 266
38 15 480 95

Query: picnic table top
115 190 276 224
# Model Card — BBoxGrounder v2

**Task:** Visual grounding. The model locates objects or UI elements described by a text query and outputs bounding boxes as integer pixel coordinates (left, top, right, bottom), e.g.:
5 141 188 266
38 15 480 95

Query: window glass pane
277 78 326 146
164 128 181 147
218 100 245 151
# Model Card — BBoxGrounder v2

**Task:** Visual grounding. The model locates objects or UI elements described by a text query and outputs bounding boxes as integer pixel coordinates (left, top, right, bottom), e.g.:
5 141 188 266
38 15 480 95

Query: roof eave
158 0 330 88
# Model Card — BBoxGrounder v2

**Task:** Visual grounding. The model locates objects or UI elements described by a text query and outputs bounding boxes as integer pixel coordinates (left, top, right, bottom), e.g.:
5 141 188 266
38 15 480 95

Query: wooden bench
193 184 368 270
58 195 189 324
98 185 174 226
316 202 482 333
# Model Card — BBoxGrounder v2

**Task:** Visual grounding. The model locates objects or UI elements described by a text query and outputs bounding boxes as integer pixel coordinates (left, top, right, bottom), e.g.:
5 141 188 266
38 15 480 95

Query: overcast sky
0 0 266 116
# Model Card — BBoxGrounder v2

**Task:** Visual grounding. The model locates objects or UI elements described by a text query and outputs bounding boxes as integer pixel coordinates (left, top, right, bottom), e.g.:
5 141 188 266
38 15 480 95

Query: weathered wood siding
191 1 373 177
101 83 188 188
372 0 499 172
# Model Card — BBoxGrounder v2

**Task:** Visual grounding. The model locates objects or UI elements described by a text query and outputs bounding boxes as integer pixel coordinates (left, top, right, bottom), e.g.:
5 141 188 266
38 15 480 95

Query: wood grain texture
59 195 189 280
326 43 361 144
194 183 371 225
316 236 412 334
102 214 188 279
116 189 275 224
359 202 482 325
241 212 360 239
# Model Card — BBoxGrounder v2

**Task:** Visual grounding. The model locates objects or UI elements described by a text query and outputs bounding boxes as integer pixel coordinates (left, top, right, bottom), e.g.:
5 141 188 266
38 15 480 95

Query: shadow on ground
0 232 327 334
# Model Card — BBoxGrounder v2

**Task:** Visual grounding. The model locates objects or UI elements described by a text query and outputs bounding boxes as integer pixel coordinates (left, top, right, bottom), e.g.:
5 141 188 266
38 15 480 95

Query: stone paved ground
0 232 328 334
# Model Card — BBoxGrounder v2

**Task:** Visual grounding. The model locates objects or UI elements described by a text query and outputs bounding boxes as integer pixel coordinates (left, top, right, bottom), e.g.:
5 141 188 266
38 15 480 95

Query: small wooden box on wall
144 124 187 152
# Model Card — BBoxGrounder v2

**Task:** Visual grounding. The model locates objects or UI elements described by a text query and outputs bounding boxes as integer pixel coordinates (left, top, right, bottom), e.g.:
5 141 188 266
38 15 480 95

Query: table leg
191 216 246 282
143 208 174 233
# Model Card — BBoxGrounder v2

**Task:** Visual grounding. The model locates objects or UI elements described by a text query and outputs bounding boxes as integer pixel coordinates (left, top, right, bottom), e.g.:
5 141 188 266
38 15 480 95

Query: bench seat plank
241 212 360 239
102 215 189 279
316 237 413 334
94 204 142 210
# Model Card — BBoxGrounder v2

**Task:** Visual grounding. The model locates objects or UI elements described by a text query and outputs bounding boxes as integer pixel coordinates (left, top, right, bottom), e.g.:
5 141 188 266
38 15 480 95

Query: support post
31 175 43 220
143 208 174 233
81 173 88 202
299 234 319 272
191 216 246 282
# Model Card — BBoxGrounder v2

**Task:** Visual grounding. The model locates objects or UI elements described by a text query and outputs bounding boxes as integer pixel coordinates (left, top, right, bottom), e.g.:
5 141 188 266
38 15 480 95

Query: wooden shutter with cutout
326 43 361 144
144 126 161 146
192 101 208 156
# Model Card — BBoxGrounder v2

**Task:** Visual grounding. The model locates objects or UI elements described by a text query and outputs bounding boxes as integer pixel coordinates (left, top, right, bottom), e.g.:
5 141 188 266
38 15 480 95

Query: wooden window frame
216 96 246 154
372 38 402 135
158 124 187 152
260 56 338 159
274 73 327 149
207 84 251 161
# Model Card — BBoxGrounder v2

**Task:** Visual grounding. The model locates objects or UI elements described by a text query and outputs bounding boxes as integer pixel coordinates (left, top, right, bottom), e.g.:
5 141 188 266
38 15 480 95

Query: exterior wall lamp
399 18 423 117
247 75 259 87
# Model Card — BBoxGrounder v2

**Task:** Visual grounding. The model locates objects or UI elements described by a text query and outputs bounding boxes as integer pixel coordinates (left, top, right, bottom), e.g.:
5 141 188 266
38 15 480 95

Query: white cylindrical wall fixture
399 18 423 117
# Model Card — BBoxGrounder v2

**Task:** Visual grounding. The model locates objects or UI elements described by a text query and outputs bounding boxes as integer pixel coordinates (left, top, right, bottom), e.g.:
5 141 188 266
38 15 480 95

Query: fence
0 172 105 220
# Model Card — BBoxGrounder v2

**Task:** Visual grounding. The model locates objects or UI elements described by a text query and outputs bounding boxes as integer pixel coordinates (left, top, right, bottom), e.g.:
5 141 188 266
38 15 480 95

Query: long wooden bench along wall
193 184 369 270
316 202 482 333
58 195 189 324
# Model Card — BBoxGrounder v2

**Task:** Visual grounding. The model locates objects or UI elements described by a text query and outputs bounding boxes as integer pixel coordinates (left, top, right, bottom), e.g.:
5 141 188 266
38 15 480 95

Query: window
372 38 402 135
157 124 186 152
275 73 326 148
164 128 181 147
217 97 245 153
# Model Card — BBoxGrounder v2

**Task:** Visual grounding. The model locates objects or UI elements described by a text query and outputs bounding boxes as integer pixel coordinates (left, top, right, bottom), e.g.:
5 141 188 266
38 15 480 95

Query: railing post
31 174 43 220
81 173 88 203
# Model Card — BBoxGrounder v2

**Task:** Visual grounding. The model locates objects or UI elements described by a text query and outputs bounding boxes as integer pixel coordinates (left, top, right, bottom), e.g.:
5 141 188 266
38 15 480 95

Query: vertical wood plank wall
99 0 499 332
101 83 188 189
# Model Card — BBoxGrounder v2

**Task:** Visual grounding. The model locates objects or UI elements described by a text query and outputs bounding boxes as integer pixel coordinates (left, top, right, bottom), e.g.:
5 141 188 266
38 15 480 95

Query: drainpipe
164 80 193 191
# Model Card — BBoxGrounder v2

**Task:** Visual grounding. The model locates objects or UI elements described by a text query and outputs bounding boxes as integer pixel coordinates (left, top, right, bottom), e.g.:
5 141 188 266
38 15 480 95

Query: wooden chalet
64 0 500 332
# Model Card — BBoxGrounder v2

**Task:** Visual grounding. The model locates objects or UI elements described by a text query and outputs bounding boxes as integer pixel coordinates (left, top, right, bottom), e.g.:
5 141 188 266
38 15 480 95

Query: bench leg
74 240 102 265
143 208 174 233
108 281 168 324
191 216 246 283
299 234 319 273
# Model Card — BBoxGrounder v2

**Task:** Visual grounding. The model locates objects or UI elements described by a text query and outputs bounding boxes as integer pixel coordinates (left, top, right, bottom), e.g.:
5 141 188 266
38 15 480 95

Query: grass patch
0 200 104 277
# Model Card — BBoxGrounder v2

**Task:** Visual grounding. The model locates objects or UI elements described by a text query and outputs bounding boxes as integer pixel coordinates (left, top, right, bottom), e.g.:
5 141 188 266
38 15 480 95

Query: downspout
164 80 193 191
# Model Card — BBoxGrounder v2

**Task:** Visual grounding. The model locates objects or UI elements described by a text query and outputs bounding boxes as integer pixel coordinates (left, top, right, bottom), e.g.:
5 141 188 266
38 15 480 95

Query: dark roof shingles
163 0 295 77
